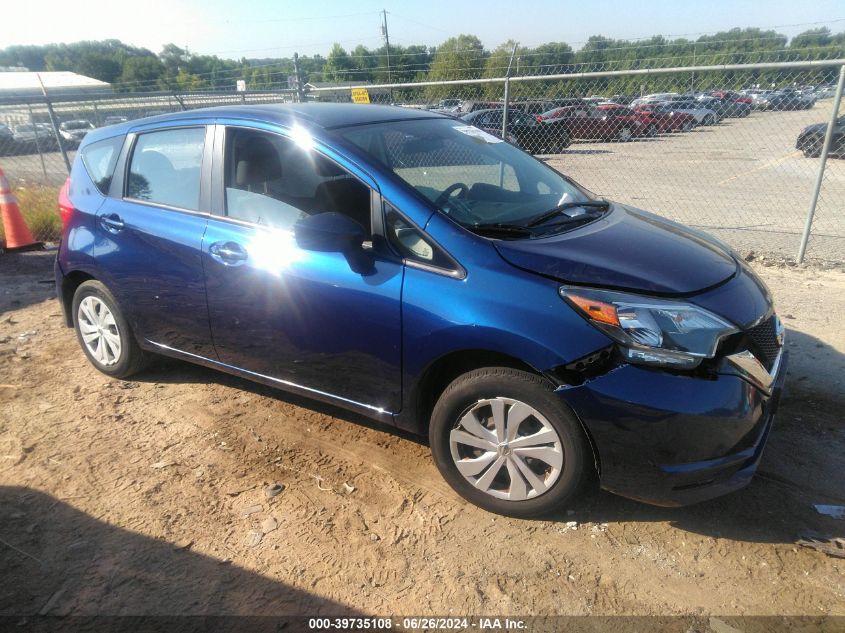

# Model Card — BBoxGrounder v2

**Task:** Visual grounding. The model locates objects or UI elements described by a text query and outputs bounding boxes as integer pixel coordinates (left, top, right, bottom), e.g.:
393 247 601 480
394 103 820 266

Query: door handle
99 214 125 233
209 241 248 266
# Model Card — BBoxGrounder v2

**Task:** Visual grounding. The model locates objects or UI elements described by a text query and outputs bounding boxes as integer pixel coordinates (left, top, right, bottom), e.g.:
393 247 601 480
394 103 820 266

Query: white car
814 85 836 99
59 120 95 146
660 99 721 125
631 92 679 107
431 99 462 113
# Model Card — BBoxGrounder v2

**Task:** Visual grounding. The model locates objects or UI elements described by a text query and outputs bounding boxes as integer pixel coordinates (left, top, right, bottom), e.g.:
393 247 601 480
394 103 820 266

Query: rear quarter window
80 136 124 195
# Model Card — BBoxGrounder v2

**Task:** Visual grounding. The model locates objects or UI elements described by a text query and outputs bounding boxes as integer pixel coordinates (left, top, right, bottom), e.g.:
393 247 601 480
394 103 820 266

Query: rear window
81 136 124 195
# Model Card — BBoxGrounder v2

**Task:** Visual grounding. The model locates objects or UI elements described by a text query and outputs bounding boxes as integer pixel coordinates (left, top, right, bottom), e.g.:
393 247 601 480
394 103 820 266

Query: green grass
0 185 62 244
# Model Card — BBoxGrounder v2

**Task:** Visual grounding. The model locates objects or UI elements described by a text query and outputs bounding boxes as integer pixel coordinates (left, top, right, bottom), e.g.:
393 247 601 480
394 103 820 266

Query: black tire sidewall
71 280 142 378
429 368 589 517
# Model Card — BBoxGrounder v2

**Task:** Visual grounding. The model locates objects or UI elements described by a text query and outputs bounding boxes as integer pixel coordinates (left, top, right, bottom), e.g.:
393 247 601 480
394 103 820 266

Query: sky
5 0 845 59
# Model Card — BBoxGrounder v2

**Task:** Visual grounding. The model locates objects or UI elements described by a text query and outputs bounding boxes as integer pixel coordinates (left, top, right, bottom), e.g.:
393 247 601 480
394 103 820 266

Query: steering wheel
434 182 469 208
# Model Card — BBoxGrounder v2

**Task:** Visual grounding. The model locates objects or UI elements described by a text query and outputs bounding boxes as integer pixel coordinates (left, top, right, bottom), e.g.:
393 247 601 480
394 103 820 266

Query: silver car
660 99 721 125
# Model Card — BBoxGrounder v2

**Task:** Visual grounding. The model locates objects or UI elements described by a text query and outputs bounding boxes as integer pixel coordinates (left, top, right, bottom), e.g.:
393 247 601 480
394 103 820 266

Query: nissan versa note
56 103 787 517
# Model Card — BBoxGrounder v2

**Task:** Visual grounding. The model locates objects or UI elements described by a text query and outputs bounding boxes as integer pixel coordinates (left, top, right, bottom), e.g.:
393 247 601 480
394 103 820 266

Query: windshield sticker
452 125 504 143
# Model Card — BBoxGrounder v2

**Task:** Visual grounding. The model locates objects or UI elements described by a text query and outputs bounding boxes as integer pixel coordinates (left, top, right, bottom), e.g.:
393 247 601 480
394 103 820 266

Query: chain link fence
1 60 843 262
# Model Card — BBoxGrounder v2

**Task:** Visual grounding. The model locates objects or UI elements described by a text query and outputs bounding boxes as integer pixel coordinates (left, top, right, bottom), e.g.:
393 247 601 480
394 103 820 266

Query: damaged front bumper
556 348 788 507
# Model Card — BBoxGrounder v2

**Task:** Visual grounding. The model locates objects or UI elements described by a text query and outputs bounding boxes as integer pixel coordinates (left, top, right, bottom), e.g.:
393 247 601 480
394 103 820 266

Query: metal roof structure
0 71 112 96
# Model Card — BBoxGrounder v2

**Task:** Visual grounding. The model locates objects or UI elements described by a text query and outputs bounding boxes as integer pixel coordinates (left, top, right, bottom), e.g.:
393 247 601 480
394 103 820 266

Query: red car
709 90 753 105
631 103 697 133
537 105 641 142
595 104 661 137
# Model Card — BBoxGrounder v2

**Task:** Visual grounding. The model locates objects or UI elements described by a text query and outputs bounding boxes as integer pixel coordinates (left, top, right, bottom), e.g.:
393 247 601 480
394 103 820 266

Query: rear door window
80 136 124 195
126 127 205 210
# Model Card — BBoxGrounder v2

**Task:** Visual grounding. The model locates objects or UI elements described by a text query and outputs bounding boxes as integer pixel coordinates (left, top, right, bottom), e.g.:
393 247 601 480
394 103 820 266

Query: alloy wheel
77 296 122 366
448 397 564 501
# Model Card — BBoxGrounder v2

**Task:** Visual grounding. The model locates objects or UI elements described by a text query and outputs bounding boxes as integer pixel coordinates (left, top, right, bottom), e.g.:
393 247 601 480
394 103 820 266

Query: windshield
337 117 595 232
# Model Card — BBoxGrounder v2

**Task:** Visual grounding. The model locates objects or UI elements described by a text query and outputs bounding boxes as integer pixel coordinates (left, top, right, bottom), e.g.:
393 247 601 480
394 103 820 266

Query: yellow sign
351 88 371 104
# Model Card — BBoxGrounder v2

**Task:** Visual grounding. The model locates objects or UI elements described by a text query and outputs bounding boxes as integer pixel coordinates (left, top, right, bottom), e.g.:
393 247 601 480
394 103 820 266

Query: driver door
202 125 404 414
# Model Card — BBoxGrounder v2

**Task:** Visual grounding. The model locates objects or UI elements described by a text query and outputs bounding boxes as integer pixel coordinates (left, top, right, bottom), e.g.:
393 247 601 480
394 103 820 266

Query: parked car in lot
796 115 845 157
662 99 721 125
103 115 129 126
631 103 697 132
814 85 836 99
742 89 775 109
431 99 462 113
12 123 56 149
56 103 787 517
762 89 816 111
461 108 570 153
538 105 641 141
510 100 570 116
459 100 500 114
595 104 660 137
699 93 751 118
631 92 679 107
59 119 96 147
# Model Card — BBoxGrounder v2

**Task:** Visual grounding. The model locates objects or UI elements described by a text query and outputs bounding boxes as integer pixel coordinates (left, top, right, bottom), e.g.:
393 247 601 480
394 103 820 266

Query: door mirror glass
294 212 366 253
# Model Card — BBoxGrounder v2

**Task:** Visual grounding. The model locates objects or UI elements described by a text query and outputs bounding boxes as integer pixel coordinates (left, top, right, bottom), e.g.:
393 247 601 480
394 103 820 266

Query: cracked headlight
560 287 738 369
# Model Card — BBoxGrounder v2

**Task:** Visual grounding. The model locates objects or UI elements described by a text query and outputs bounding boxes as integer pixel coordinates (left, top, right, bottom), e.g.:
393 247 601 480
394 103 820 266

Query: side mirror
294 212 365 253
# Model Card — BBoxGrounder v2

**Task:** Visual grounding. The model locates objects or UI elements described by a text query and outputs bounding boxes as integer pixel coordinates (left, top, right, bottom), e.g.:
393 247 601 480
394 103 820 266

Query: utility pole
381 9 392 83
293 52 305 103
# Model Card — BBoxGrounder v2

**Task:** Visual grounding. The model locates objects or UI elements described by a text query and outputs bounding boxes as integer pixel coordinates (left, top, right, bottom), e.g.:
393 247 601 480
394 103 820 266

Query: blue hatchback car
56 103 786 517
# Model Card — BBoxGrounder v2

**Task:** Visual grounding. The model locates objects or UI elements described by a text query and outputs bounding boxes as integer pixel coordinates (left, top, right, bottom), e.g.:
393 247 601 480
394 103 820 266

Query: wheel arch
397 348 547 437
396 344 603 477
60 270 96 327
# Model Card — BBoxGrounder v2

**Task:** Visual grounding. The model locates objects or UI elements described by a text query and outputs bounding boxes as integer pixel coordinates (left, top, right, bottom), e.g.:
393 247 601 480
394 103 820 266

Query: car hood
493 204 738 295
802 122 842 135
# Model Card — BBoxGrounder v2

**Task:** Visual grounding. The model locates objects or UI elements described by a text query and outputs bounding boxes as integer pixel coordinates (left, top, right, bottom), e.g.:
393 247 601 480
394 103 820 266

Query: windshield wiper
524 200 611 227
468 223 535 238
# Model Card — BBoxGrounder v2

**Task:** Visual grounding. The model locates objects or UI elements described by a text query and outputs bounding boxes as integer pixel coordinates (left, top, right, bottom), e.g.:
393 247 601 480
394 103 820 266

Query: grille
747 315 781 370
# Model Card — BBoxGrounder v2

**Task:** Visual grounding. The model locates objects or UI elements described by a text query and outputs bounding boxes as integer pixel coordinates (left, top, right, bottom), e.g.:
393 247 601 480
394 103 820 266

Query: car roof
84 103 448 145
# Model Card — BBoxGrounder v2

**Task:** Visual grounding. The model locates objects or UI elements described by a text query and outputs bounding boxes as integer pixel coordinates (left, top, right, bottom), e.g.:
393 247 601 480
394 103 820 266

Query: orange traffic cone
0 168 42 251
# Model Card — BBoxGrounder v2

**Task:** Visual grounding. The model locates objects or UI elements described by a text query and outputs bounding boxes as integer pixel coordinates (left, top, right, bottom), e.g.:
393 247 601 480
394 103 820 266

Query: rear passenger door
94 124 216 357
202 124 403 414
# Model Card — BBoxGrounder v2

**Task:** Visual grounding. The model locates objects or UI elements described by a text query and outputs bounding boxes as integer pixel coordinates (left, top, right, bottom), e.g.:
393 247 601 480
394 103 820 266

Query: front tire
429 367 592 517
802 138 822 158
703 114 715 125
72 280 149 378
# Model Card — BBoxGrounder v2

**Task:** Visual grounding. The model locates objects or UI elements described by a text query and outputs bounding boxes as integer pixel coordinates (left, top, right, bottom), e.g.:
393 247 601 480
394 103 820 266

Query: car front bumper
556 350 787 506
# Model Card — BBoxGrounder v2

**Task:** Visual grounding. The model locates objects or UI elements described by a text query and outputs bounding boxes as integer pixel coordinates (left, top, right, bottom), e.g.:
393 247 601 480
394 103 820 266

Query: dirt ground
1 250 844 623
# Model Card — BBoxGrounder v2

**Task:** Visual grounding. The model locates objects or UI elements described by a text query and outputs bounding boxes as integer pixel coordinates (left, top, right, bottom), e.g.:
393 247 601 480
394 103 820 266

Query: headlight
560 287 738 369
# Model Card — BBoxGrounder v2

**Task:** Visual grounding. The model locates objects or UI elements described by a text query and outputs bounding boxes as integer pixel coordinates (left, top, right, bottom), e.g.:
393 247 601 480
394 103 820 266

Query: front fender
398 259 613 431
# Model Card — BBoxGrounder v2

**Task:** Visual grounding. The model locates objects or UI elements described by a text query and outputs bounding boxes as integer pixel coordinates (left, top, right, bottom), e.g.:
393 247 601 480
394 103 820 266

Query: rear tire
429 367 592 517
554 132 571 153
72 280 150 379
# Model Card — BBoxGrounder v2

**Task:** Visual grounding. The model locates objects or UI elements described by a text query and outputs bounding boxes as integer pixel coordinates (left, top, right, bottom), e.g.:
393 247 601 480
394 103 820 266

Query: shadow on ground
0 486 361 622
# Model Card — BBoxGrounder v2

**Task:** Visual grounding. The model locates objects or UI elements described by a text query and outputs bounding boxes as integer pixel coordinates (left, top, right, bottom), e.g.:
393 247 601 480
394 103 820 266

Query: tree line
1 26 842 98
